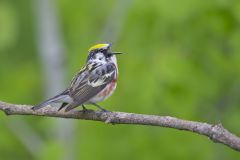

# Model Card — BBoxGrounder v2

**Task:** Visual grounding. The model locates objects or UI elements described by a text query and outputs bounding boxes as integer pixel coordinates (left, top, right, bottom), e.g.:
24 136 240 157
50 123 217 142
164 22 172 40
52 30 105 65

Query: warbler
32 43 122 112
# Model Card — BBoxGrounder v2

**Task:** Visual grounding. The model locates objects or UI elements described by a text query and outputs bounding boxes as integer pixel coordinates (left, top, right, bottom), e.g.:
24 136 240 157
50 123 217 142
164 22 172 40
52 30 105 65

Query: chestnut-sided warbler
32 43 122 112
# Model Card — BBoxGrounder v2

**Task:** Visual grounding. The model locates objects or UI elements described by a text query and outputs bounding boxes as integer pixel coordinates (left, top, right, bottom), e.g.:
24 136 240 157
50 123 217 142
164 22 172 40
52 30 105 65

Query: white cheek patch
91 53 106 64
96 53 104 59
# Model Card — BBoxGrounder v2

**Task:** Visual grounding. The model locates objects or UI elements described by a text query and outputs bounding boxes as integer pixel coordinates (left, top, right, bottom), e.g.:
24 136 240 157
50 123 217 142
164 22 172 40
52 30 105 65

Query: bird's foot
77 105 92 113
91 103 110 113
82 105 87 111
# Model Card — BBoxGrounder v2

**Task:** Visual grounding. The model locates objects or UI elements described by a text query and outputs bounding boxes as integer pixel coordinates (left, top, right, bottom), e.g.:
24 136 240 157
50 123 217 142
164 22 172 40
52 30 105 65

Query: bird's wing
65 62 116 111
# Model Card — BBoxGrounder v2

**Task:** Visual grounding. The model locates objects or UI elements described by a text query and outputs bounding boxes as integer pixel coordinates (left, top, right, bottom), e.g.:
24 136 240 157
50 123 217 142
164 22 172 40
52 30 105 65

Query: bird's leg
58 102 68 111
77 105 91 113
81 104 89 112
91 103 109 112
82 104 87 110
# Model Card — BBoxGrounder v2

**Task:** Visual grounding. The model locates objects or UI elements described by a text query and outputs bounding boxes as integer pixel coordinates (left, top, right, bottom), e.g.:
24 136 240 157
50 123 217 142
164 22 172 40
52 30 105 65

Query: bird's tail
32 90 71 110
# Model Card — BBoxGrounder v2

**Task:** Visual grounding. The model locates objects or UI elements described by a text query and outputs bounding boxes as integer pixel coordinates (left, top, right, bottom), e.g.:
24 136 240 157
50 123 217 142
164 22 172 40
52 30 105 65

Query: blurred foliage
0 0 240 159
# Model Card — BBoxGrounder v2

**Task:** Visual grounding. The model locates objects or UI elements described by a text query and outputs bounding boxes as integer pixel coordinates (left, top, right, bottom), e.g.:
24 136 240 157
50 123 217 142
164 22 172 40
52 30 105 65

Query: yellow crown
88 44 110 52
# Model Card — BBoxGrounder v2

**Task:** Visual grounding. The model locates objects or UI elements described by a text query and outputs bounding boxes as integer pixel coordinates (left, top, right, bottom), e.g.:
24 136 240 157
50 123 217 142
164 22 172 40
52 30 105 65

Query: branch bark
0 101 240 152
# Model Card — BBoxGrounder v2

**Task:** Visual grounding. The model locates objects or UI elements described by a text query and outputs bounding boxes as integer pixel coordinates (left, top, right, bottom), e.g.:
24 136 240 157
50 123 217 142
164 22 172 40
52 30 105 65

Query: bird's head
87 43 122 64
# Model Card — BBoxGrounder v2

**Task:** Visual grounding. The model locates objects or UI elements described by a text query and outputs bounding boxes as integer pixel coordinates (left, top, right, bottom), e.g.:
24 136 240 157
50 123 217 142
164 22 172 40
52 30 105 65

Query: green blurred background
0 0 240 159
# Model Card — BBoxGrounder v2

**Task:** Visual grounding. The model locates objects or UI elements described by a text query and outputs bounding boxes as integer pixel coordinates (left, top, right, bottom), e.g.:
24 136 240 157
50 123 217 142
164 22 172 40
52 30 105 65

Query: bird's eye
106 54 112 58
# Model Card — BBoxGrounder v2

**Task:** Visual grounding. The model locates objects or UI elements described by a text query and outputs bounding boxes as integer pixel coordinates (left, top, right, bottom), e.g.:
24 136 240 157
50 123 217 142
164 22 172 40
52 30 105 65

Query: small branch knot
4 108 12 115
210 123 225 142
104 112 117 124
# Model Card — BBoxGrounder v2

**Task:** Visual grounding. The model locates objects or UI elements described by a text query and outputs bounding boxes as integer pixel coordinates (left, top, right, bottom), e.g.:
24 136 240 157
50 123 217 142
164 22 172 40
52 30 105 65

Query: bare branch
0 101 240 152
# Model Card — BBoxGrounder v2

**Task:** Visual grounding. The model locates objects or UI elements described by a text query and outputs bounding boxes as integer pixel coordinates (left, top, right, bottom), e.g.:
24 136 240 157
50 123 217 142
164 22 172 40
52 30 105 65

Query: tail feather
31 101 51 111
32 90 72 111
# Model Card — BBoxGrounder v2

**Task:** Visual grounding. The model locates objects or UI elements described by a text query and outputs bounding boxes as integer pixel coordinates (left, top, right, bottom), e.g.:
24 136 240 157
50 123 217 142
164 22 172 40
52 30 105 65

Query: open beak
112 52 124 55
